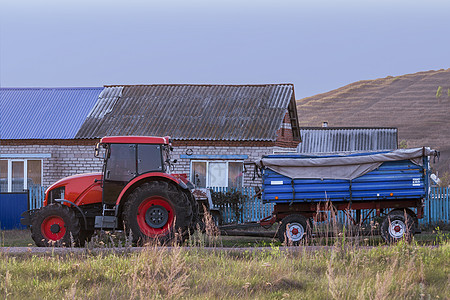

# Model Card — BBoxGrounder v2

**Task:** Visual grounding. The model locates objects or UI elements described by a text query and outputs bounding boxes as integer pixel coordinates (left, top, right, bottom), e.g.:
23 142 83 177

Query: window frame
189 160 244 188
0 158 43 192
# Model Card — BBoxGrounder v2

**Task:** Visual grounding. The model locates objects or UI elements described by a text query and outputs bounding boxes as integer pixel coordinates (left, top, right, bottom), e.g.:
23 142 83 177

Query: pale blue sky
1 0 449 99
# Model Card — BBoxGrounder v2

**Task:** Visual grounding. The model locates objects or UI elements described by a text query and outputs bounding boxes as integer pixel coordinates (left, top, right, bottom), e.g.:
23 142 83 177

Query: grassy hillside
296 69 450 177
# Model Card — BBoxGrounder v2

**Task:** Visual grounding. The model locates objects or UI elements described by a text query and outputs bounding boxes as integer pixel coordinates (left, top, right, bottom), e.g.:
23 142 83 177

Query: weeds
0 215 449 299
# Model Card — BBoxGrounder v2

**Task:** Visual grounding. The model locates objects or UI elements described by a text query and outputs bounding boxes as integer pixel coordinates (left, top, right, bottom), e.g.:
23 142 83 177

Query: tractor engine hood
45 173 103 206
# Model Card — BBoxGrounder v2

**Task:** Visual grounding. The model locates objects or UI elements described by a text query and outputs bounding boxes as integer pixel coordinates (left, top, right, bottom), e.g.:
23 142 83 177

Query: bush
210 189 249 223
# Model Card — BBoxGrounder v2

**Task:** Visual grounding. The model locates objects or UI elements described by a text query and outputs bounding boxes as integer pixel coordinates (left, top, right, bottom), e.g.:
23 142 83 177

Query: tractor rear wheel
31 203 80 247
123 181 193 244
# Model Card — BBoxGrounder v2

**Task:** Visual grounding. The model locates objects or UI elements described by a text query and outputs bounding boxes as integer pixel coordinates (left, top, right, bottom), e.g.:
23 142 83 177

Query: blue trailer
257 147 439 244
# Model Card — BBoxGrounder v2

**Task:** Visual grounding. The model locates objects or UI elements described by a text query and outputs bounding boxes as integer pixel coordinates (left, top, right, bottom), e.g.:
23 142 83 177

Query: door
102 144 136 205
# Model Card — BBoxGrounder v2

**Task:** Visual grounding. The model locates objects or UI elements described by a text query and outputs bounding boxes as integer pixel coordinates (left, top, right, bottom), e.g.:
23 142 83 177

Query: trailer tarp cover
258 147 437 180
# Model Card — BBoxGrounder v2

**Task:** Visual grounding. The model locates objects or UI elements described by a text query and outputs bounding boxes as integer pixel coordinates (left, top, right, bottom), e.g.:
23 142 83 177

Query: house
1 84 301 189
76 84 301 188
298 127 398 153
0 87 103 191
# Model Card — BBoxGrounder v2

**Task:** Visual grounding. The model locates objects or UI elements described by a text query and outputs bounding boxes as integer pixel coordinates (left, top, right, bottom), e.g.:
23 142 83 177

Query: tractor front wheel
123 181 193 244
31 203 80 247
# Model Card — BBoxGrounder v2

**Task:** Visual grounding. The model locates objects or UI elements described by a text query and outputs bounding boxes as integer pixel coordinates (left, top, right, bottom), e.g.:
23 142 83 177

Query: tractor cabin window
191 161 243 188
0 159 43 192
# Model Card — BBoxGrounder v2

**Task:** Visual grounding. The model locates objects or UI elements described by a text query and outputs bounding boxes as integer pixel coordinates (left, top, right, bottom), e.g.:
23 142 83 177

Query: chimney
322 121 328 128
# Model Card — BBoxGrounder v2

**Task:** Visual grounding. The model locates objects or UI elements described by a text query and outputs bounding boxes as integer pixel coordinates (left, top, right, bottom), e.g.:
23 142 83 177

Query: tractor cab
95 136 173 205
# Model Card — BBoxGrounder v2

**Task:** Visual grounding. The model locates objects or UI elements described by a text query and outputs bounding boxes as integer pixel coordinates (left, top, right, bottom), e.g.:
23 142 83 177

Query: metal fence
424 187 450 226
28 184 46 210
24 185 450 227
209 187 275 223
211 186 450 226
0 192 29 229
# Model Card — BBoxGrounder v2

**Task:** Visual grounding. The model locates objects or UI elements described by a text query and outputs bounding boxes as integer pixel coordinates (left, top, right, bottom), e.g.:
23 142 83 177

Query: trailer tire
277 214 309 246
31 203 80 247
390 208 419 233
123 181 193 244
381 210 414 244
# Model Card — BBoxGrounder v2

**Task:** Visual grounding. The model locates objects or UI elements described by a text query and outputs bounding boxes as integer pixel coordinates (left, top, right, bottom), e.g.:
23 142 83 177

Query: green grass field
1 228 449 299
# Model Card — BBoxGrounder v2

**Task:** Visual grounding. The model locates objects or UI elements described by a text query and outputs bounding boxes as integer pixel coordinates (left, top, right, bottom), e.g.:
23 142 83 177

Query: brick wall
0 144 102 187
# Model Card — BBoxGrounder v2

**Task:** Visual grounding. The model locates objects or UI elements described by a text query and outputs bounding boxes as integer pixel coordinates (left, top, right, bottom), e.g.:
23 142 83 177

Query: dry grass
1 215 449 299
0 240 449 299
1 221 450 299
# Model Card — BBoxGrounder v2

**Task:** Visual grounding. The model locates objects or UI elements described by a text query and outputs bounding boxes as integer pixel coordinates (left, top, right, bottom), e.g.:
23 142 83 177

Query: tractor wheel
123 181 193 244
31 203 80 247
78 230 95 246
277 214 309 246
186 191 201 233
380 210 414 244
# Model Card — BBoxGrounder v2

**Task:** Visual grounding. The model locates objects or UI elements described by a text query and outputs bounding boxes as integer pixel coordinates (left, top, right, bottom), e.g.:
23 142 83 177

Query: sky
0 0 449 99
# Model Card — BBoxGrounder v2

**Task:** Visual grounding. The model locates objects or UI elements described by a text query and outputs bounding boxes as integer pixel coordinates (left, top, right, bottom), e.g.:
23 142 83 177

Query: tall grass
1 239 448 299
1 214 449 299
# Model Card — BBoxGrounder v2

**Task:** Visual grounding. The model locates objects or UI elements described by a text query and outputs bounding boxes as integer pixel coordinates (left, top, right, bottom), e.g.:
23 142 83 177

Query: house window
191 160 243 188
0 159 43 192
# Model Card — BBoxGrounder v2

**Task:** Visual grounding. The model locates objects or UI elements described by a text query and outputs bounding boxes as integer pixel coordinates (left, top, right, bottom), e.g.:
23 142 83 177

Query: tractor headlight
48 186 65 204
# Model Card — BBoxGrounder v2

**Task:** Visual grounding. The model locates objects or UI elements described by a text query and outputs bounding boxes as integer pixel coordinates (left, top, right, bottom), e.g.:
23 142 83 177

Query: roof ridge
0 87 103 90
104 83 294 88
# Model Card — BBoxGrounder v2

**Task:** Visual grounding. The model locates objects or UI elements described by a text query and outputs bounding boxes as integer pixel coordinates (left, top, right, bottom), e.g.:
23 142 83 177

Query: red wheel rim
41 216 66 241
137 196 174 237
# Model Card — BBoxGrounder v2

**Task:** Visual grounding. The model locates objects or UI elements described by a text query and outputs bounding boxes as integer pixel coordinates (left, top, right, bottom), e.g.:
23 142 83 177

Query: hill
296 69 450 177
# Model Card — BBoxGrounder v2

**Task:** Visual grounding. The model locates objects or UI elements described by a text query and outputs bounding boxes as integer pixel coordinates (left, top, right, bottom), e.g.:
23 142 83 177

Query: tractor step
95 216 117 229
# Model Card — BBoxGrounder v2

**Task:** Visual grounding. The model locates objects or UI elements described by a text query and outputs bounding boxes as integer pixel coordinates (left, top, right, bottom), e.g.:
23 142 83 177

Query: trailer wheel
123 181 193 244
277 214 309 245
381 210 414 244
31 203 80 247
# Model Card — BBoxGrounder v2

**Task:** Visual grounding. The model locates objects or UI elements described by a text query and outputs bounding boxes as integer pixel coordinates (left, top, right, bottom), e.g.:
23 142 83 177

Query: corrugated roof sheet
297 128 398 153
76 84 300 141
0 87 103 139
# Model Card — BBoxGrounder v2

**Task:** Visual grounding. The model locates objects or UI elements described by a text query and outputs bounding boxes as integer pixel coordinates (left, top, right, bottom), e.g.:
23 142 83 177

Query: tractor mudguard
115 172 185 206
20 209 39 226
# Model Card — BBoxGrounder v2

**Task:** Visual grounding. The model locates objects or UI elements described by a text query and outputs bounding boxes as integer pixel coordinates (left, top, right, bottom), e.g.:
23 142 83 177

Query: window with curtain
190 160 243 188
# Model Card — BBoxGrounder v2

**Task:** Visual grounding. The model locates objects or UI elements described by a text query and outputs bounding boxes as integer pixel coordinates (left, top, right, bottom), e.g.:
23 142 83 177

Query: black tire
186 191 201 233
78 230 95 246
31 203 80 247
277 214 309 246
122 181 193 244
381 210 414 244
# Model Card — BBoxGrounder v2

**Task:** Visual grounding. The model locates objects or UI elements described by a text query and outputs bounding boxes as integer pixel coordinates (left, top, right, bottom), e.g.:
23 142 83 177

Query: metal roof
297 127 398 153
0 87 103 139
76 84 300 141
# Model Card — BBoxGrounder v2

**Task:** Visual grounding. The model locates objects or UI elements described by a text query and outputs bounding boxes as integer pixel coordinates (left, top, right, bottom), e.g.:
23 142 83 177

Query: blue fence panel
28 184 46 210
210 187 275 224
421 187 450 226
0 192 28 230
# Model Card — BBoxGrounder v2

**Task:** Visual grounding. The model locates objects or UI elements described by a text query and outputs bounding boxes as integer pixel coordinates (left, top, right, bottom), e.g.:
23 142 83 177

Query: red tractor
21 136 200 246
